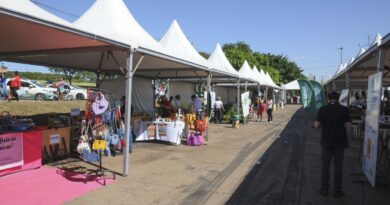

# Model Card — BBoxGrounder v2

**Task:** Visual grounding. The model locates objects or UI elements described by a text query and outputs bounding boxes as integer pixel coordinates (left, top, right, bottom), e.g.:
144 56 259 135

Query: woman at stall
158 95 174 118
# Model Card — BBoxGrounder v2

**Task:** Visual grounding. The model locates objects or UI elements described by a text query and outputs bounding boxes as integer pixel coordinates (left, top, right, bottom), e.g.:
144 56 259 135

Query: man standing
314 91 352 198
214 96 225 124
9 71 21 102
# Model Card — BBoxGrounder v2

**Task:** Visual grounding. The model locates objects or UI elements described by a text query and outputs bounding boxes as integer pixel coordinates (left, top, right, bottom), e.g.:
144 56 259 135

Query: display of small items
0 111 35 133
77 89 124 159
185 111 207 146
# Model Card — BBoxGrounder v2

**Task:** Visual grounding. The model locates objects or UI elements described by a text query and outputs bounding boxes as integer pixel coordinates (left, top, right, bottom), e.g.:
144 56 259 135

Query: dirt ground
57 105 389 205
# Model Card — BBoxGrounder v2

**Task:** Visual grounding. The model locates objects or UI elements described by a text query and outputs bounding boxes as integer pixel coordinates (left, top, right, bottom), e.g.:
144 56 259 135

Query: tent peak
372 33 382 46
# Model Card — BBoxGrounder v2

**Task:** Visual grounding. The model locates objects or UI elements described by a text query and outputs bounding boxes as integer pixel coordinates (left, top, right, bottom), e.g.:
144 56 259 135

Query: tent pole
123 49 133 177
237 79 240 116
206 72 212 141
245 81 248 92
265 86 269 100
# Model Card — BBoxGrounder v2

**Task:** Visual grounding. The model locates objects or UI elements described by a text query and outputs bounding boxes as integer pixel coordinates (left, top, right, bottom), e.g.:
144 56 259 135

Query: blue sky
4 0 390 82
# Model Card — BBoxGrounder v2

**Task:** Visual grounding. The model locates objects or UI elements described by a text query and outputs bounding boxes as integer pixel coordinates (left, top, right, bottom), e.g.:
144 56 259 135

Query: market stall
0 130 42 176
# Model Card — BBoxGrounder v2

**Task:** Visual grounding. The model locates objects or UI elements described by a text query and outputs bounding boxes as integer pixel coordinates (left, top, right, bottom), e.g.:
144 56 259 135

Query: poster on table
241 91 250 117
0 132 24 171
157 121 185 145
339 89 349 107
363 72 383 187
134 120 156 141
297 79 314 111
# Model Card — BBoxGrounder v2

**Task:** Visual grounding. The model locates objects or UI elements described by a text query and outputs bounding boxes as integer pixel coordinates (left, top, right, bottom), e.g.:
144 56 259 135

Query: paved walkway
63 105 390 205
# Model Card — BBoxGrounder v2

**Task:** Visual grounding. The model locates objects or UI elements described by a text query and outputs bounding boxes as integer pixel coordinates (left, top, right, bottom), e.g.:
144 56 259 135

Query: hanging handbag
92 93 109 115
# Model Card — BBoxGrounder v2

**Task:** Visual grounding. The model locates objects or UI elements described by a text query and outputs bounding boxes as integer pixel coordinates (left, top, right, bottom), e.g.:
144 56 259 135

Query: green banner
310 80 327 110
297 79 314 112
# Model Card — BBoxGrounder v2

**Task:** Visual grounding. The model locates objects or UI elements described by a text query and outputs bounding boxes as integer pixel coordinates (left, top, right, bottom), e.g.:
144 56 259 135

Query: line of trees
203 41 305 84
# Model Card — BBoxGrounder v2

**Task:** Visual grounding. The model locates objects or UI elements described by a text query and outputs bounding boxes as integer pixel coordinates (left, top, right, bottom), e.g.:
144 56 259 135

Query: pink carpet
0 166 115 205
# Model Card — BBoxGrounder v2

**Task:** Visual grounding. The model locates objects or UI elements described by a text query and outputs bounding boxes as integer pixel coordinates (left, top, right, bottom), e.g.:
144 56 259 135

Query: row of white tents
324 33 382 89
0 0 279 88
0 0 280 176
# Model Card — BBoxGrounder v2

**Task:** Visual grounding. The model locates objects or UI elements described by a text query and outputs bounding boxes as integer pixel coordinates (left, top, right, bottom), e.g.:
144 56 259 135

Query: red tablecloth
0 130 42 176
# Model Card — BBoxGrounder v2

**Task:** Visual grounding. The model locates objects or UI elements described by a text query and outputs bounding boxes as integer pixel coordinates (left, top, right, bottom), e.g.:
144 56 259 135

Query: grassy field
0 100 86 116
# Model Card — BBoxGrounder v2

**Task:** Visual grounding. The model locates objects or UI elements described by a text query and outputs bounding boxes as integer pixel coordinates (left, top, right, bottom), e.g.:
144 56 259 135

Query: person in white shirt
267 98 273 123
214 96 225 124
191 95 203 113
173 95 182 110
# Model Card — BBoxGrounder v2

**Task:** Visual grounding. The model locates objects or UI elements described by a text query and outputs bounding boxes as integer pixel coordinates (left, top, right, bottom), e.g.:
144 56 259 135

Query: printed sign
49 134 60 145
0 133 24 171
339 89 349 107
363 72 383 187
241 92 250 117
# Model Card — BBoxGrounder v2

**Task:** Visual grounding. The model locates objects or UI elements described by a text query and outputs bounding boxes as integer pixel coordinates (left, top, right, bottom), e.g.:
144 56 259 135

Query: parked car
6 79 57 100
46 83 87 100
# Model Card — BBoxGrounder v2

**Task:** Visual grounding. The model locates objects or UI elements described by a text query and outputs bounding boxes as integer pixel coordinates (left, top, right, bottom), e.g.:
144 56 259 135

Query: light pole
338 47 343 65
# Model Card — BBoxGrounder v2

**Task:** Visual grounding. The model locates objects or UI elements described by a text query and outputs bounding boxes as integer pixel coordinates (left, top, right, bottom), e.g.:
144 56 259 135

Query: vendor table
0 130 42 176
133 120 185 145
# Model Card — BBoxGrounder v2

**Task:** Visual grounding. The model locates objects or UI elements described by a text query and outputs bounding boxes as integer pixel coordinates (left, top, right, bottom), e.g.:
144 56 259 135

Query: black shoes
319 187 345 198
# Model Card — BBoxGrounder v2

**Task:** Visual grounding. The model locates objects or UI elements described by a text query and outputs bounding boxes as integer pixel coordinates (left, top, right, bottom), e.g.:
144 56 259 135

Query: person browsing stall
266 98 273 123
214 96 225 124
8 71 21 102
314 91 352 198
191 94 203 113
173 95 182 110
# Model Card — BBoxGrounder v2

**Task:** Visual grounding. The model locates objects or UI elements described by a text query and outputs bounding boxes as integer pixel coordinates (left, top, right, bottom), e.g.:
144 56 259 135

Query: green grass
0 100 86 116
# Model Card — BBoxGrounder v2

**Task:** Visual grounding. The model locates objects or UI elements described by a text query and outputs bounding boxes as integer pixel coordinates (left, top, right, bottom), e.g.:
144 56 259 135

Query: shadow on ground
225 108 390 205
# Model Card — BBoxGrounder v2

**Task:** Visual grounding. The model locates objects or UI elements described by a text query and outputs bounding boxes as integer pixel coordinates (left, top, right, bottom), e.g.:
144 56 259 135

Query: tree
48 67 77 85
199 51 210 59
221 41 304 84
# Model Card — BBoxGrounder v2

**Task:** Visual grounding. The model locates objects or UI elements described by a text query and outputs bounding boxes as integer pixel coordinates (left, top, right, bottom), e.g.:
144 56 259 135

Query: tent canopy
238 60 257 83
207 43 239 78
285 80 300 90
0 0 213 79
325 32 390 91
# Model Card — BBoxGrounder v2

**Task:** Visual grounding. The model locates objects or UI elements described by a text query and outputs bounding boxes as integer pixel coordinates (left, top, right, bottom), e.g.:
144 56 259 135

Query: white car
47 83 87 100
6 79 57 100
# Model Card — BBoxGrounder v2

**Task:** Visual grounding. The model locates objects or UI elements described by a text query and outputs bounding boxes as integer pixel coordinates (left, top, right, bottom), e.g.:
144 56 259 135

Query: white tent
348 57 355 65
73 0 165 53
356 48 366 58
238 60 257 82
159 20 210 73
0 0 71 25
285 80 300 90
207 44 239 78
335 64 344 75
372 33 382 46
0 0 217 176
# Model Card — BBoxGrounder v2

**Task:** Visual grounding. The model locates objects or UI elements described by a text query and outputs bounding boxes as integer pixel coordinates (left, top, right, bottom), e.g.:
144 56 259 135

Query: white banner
210 92 216 109
363 72 383 187
134 120 185 145
339 89 349 107
241 92 250 117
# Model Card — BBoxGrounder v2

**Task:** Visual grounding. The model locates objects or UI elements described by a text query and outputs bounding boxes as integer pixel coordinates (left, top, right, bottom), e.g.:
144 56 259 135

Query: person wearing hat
214 96 225 124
